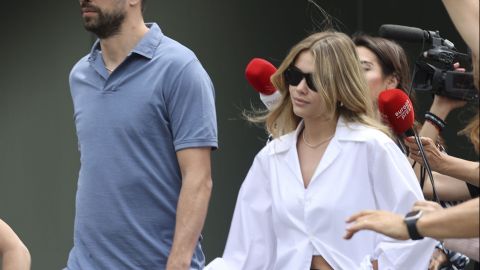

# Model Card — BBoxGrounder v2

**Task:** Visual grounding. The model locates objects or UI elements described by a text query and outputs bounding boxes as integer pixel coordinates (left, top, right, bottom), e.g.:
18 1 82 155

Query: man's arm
167 148 213 270
0 219 30 270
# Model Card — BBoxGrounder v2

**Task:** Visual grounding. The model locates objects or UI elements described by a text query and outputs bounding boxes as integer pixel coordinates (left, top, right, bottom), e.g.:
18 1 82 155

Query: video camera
379 24 478 101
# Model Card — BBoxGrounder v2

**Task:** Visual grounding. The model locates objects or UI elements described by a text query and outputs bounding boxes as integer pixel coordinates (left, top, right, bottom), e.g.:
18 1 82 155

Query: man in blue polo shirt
66 0 217 269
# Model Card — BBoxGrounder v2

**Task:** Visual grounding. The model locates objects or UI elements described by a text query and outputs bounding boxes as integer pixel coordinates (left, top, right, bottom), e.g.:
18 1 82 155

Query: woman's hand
431 94 467 116
428 63 467 118
344 210 409 240
404 136 449 172
428 248 448 270
412 200 443 214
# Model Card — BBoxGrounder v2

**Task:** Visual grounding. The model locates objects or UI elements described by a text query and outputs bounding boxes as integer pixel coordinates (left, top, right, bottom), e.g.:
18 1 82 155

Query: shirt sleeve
367 140 436 270
205 153 276 270
166 59 218 151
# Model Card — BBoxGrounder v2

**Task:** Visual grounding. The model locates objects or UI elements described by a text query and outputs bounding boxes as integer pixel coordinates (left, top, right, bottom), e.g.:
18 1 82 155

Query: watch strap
405 214 424 240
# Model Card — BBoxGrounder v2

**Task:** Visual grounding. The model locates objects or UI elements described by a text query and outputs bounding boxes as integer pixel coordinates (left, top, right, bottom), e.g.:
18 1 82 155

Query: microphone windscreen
379 24 426 43
378 89 415 135
245 58 277 96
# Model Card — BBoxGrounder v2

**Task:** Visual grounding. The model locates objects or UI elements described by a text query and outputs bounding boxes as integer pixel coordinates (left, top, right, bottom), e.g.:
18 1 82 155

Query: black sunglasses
284 66 317 92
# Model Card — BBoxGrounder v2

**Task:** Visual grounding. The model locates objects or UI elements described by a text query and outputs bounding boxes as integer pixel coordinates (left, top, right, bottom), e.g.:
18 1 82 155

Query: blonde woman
206 31 435 269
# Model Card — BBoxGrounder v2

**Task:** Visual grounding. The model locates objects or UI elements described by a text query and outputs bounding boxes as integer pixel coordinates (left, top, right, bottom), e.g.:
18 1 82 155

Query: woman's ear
385 74 399 90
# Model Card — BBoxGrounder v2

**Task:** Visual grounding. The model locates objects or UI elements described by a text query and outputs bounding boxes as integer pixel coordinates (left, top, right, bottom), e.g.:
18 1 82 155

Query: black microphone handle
412 129 441 203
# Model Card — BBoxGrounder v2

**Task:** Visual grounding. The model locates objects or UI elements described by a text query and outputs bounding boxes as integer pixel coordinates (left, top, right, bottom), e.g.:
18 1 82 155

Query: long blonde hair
251 31 391 138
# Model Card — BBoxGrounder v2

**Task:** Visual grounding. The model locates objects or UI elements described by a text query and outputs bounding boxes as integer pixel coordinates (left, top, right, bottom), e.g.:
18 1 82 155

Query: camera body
379 25 478 101
411 31 478 101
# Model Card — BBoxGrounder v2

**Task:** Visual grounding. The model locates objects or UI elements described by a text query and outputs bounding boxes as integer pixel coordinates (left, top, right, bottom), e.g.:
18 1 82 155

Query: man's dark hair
141 0 147 13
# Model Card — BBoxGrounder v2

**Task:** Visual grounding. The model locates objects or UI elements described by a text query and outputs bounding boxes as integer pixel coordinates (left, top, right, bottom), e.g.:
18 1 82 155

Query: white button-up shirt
207 117 435 269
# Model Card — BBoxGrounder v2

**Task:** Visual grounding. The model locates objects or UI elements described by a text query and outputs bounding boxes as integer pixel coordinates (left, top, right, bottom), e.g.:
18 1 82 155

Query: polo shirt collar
88 22 164 61
132 23 163 59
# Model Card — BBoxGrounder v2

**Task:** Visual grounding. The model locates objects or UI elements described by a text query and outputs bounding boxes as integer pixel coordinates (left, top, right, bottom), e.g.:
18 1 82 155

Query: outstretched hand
344 210 409 240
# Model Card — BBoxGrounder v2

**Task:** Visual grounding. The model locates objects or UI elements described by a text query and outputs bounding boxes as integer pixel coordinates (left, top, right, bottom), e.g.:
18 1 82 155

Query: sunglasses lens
284 66 317 92
305 77 317 92
284 68 303 86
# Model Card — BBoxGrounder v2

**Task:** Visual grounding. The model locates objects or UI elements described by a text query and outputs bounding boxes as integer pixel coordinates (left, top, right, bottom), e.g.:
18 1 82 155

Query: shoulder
151 35 212 88
69 54 92 83
336 121 404 157
247 134 293 176
153 35 200 70
337 121 393 145
259 131 297 157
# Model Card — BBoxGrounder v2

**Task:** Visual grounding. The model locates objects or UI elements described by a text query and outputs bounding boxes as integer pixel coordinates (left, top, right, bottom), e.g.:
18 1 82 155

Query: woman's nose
296 78 309 94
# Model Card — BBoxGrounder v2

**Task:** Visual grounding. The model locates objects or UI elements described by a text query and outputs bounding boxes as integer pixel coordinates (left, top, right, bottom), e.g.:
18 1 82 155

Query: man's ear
128 0 141 8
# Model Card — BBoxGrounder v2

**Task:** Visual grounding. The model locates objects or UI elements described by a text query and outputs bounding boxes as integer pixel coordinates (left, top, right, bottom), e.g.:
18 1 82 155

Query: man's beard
83 6 126 39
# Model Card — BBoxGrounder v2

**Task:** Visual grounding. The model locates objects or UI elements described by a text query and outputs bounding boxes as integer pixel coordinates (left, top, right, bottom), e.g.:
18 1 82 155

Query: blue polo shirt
66 23 217 269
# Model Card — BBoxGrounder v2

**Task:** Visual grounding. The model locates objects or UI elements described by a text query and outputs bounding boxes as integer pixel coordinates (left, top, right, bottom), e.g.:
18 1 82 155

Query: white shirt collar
268 115 373 155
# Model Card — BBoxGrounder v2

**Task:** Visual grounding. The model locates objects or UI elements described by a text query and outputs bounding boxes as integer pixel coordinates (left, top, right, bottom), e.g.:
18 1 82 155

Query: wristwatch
404 210 424 240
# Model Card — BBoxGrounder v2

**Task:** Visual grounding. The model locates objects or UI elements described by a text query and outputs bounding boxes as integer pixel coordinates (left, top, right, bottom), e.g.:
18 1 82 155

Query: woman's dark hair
352 34 413 100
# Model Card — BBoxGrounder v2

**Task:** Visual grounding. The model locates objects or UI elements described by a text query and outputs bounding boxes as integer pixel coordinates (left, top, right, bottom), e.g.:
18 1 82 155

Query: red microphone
378 89 441 202
245 58 282 109
378 89 415 136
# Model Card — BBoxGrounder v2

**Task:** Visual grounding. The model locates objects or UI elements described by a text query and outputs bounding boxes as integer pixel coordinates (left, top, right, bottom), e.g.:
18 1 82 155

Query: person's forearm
3 247 31 270
0 220 30 270
419 100 452 142
443 238 480 261
168 176 212 269
422 172 471 201
437 155 479 186
442 0 479 57
417 198 480 239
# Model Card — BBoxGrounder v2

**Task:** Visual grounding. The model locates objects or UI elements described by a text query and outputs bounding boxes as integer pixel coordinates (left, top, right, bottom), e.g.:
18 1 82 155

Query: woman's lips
292 97 309 106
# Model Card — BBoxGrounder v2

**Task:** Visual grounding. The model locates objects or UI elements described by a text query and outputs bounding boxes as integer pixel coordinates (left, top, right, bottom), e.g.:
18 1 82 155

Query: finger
415 200 441 208
343 229 355 240
419 137 435 146
403 139 420 149
408 154 423 164
404 140 417 149
408 150 421 158
412 205 433 212
405 144 420 154
404 136 415 143
344 220 370 239
414 200 431 207
345 210 374 223
344 220 367 239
